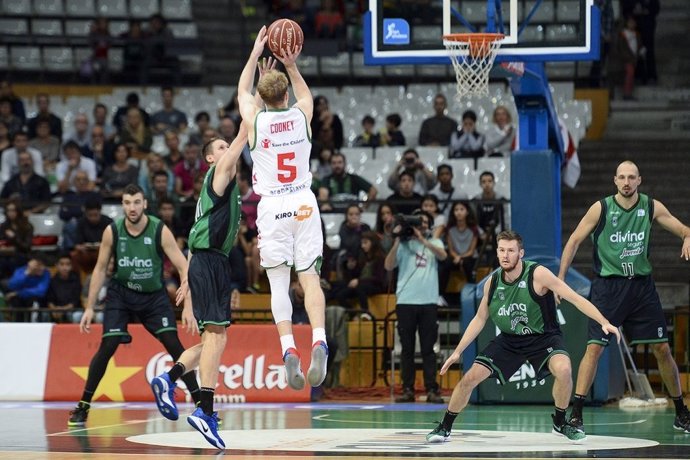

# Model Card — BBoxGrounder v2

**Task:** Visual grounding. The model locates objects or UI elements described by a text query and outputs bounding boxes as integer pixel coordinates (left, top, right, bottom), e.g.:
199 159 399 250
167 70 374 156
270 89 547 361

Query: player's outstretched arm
440 281 491 375
276 46 313 124
211 122 248 196
653 199 690 261
81 226 113 333
534 265 620 343
238 26 267 123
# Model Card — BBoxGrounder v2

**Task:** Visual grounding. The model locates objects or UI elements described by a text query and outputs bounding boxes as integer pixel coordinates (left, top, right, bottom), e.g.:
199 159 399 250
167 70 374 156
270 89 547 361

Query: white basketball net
444 34 503 99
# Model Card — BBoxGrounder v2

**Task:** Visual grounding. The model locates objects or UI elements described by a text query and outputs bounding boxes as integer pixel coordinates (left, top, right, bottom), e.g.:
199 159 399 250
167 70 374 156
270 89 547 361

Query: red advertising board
44 324 312 402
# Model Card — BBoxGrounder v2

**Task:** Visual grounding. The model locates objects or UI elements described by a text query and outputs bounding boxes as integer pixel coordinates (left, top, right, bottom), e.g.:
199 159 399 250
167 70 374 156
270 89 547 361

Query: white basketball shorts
256 189 323 271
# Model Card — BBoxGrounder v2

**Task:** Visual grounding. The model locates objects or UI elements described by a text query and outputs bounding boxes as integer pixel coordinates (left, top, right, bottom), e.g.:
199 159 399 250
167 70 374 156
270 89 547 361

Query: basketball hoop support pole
509 61 564 260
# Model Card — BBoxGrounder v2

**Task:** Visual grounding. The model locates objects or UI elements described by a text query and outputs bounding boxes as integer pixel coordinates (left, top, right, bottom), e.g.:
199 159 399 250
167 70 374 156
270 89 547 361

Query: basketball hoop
443 33 504 99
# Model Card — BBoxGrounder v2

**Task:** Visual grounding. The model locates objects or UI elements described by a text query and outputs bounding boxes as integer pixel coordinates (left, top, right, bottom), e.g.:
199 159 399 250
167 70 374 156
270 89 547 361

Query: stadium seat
169 22 198 39
31 19 63 36
463 1 487 22
108 20 129 36
43 47 74 72
65 20 92 36
33 0 64 16
320 53 350 76
96 0 126 17
129 0 157 18
556 0 581 22
0 46 7 69
0 18 29 35
108 47 123 71
162 0 192 20
545 24 578 42
383 65 415 78
298 54 318 77
521 25 545 42
28 214 63 251
65 0 95 16
10 46 42 71
545 61 576 79
352 52 383 78
414 146 447 165
445 159 479 197
101 204 124 220
321 213 345 249
1 0 31 14
522 0 555 22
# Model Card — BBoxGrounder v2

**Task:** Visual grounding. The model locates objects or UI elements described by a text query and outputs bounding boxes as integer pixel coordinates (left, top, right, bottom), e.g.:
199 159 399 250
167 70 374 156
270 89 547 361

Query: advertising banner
44 324 312 402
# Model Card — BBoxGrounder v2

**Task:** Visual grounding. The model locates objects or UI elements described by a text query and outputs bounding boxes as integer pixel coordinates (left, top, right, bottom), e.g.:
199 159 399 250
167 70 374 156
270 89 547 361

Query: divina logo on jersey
609 231 645 243
118 256 153 268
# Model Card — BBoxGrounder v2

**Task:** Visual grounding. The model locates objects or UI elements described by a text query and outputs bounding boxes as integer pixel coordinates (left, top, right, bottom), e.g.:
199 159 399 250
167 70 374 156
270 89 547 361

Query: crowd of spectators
0 80 511 323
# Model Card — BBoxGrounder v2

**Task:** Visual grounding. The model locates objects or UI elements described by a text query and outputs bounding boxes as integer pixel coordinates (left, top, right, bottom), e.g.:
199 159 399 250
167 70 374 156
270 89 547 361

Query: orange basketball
267 18 304 58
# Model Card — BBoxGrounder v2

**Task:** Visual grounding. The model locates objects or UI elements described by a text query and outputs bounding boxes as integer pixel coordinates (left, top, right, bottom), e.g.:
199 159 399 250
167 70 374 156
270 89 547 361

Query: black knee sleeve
83 335 121 397
158 331 186 361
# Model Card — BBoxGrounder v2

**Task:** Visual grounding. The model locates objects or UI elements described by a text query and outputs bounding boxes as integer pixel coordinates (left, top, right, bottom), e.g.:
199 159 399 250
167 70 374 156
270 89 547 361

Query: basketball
267 19 304 58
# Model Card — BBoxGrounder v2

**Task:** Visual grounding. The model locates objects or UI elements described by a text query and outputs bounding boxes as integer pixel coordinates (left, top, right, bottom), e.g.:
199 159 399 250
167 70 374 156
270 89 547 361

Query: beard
126 211 144 225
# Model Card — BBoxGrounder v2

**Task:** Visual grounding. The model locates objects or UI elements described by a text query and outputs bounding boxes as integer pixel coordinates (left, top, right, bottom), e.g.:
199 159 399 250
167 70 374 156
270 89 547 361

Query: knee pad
267 264 293 323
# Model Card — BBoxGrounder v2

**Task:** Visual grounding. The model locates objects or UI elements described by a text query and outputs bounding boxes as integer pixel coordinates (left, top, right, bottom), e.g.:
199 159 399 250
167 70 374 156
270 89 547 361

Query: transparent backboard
364 0 599 65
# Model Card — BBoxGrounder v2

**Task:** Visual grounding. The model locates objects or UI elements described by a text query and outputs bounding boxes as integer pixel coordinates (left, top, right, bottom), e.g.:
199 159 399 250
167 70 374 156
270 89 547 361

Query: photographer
387 148 436 195
384 210 447 404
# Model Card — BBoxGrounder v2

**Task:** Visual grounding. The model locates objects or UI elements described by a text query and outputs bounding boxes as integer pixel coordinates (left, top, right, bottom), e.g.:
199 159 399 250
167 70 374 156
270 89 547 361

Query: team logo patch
637 209 646 217
658 327 663 338
294 205 313 221
261 138 271 149
144 237 152 245
518 281 527 288
612 215 618 227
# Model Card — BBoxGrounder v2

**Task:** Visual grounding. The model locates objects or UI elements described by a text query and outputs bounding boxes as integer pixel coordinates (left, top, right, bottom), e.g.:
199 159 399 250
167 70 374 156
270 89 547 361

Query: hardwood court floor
0 401 688 459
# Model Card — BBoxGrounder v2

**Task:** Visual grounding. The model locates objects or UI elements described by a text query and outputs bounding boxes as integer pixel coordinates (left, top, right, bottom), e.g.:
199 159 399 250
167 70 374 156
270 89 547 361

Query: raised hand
276 45 302 67
251 26 267 59
257 56 277 77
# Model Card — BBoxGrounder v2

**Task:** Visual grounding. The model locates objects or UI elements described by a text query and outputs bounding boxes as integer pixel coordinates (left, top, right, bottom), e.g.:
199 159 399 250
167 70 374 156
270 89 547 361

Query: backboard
364 0 599 65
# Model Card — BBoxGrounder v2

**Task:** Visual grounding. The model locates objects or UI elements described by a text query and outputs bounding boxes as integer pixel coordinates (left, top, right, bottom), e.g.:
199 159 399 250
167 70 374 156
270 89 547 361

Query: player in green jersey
150 119 249 450
69 184 200 427
426 230 619 444
558 160 690 435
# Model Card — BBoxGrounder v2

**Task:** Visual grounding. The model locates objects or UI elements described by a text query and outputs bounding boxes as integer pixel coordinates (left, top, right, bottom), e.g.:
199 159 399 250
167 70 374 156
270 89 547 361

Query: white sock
312 328 326 345
280 334 296 356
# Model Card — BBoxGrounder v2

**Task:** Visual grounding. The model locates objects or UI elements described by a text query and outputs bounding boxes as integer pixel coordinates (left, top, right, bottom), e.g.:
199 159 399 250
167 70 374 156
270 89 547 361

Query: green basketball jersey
111 215 164 293
188 165 241 256
592 194 653 277
487 261 559 336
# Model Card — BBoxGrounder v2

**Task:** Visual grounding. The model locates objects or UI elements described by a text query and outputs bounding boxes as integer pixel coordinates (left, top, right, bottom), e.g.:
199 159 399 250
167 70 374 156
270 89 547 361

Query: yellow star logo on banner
71 358 142 401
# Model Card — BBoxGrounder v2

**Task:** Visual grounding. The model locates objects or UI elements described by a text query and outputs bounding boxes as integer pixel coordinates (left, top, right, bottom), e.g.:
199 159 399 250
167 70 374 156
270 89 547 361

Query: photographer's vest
487 261 559 336
592 194 653 278
111 216 164 293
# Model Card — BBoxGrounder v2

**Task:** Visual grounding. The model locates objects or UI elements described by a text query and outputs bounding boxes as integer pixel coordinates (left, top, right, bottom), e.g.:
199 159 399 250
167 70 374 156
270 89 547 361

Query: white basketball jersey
250 107 312 197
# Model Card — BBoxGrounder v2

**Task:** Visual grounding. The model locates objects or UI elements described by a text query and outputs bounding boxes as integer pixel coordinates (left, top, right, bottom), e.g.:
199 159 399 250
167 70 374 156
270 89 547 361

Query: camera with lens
404 156 416 167
393 214 424 241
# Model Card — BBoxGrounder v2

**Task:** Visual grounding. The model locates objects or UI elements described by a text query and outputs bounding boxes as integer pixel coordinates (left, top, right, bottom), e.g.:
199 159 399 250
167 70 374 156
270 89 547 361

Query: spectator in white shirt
1 131 44 185
56 141 97 194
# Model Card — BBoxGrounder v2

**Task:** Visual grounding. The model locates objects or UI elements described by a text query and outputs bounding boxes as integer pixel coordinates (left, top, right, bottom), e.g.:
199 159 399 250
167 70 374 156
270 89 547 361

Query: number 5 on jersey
277 152 297 183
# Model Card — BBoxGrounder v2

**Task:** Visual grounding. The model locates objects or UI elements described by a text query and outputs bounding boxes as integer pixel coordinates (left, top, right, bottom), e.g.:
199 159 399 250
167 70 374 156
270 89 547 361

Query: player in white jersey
237 26 328 391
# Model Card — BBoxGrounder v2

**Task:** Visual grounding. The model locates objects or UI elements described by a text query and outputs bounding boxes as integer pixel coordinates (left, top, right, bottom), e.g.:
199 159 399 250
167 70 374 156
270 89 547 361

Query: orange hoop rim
442 32 505 43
